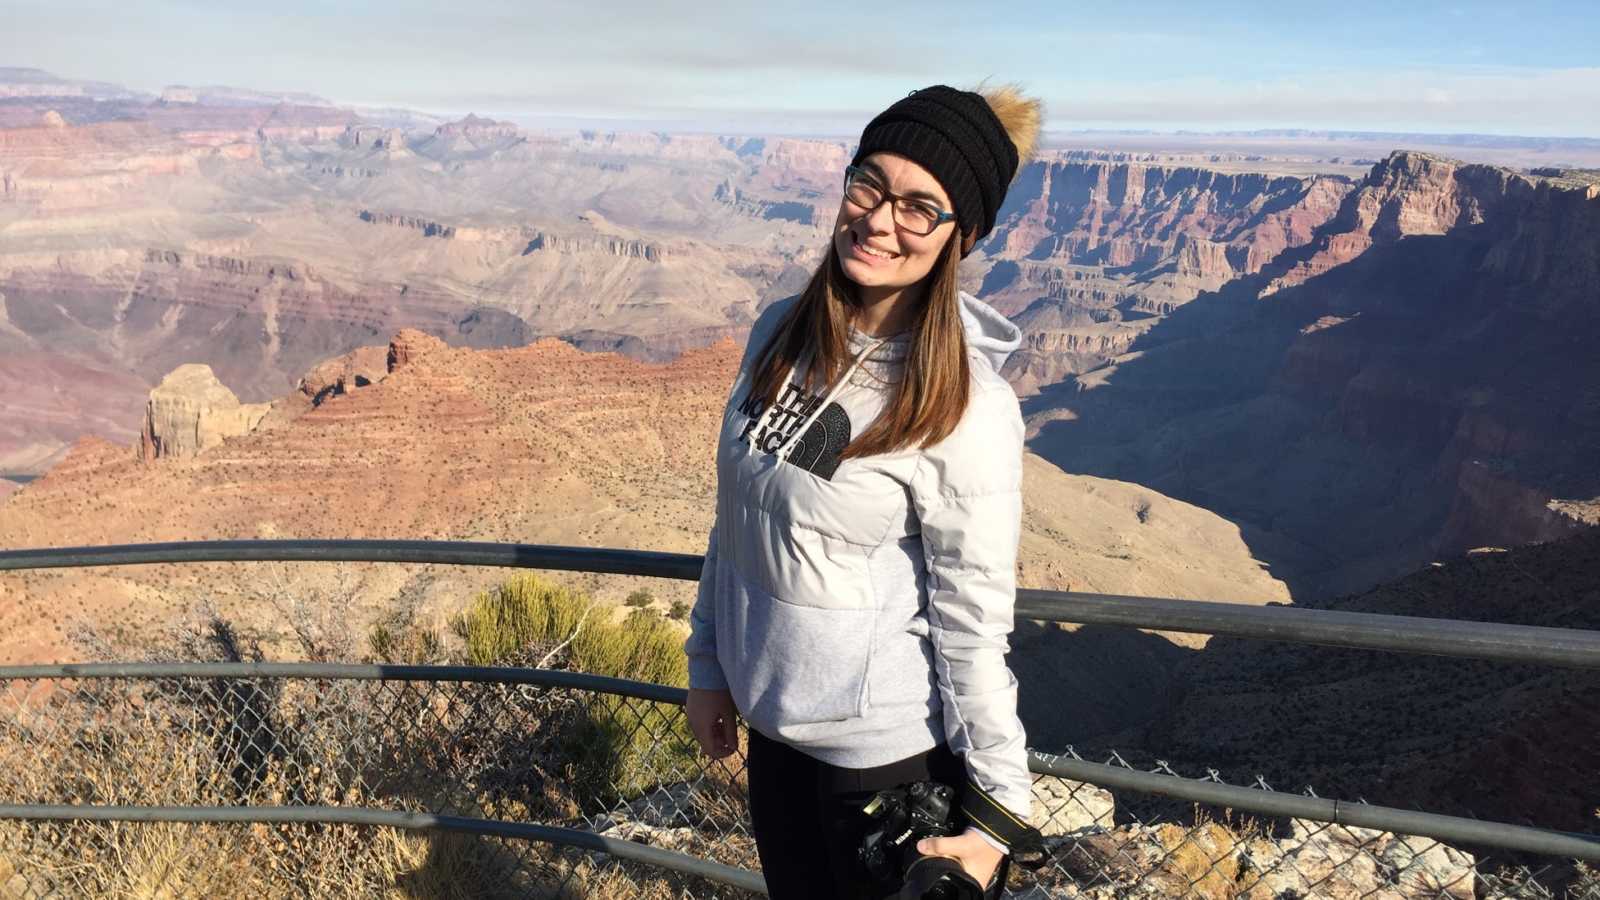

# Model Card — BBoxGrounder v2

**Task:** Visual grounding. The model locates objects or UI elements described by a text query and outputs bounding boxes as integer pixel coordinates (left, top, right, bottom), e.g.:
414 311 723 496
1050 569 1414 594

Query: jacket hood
958 290 1022 373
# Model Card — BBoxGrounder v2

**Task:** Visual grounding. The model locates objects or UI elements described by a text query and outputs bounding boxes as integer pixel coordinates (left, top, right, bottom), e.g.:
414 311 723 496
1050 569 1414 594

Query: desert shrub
623 588 654 608
452 576 685 686
668 600 690 621
449 575 695 805
367 619 442 664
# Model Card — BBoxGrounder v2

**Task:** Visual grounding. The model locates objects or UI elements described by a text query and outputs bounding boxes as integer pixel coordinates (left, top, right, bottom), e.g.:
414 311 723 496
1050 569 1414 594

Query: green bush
448 574 695 804
367 620 441 664
623 588 654 608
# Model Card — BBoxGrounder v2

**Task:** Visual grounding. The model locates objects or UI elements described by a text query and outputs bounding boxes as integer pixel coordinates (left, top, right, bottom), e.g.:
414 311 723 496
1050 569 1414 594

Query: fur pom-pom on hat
975 81 1042 170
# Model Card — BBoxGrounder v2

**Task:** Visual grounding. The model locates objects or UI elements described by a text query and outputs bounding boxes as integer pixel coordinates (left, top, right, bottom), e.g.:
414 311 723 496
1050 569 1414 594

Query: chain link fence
0 666 1594 899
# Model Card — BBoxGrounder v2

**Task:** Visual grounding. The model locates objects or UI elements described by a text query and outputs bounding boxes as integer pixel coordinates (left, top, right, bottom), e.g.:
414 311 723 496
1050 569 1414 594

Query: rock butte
140 364 271 461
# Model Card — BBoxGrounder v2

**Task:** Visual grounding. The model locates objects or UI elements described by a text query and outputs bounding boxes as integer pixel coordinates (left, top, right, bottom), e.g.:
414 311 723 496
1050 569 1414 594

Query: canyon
1 70 1595 616
1148 530 1600 834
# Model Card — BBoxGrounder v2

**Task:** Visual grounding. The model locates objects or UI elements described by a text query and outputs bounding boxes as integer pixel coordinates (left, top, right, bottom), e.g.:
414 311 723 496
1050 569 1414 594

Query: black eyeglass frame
841 164 957 236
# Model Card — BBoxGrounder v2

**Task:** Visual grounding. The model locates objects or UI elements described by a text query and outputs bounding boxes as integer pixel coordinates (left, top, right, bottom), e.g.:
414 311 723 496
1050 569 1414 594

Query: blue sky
4 0 1598 136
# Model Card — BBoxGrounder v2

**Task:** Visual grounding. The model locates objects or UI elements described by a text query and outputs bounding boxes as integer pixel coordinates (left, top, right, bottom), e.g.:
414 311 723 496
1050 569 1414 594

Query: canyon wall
0 106 828 469
978 157 1353 394
1028 152 1600 597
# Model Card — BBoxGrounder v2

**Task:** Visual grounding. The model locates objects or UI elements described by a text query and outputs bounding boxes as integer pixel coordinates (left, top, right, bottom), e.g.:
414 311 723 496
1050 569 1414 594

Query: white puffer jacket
685 289 1031 825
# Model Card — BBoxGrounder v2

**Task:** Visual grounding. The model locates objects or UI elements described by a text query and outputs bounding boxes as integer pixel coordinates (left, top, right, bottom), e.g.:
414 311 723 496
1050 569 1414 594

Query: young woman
685 83 1043 899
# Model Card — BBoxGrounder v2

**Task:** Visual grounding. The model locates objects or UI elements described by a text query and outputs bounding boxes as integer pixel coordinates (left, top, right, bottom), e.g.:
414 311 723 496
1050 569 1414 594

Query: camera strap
961 777 1049 869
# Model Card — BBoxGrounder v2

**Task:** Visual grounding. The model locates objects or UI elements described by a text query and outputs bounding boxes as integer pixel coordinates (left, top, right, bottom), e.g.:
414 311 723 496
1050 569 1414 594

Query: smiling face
833 152 959 303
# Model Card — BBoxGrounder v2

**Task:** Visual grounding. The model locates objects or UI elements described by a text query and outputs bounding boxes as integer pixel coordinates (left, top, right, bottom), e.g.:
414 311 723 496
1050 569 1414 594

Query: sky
4 0 1599 137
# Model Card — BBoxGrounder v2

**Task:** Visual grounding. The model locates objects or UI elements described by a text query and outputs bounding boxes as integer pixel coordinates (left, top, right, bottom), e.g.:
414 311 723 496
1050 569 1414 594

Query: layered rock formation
523 231 667 262
1 103 833 466
297 345 387 405
979 157 1353 394
139 364 271 460
384 328 446 372
1029 152 1600 596
0 333 1284 668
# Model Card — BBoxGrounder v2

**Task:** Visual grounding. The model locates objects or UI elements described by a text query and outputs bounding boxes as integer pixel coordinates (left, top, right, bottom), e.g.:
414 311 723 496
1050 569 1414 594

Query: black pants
746 728 1011 899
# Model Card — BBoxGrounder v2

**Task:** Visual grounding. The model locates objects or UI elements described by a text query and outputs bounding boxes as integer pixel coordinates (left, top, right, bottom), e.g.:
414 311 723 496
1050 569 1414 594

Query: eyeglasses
841 164 955 236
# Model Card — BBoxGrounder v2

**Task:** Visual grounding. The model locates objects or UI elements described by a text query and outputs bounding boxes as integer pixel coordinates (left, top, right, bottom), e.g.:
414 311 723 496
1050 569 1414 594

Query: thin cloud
1043 67 1600 136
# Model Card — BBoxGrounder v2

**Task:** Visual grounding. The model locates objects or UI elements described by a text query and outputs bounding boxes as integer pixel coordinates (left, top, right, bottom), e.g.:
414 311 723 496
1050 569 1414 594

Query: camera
858 781 988 900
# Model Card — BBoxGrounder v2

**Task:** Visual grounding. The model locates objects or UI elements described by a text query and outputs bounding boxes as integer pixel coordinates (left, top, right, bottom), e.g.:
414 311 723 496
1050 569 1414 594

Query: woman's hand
685 687 739 758
917 830 1004 891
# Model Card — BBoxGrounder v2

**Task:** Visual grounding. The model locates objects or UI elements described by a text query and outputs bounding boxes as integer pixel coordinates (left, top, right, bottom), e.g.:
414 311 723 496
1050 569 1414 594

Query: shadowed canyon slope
1028 152 1600 597
1144 531 1600 833
0 331 1285 665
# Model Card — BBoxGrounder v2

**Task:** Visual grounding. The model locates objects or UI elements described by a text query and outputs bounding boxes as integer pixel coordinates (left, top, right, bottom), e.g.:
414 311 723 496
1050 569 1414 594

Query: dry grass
0 575 753 898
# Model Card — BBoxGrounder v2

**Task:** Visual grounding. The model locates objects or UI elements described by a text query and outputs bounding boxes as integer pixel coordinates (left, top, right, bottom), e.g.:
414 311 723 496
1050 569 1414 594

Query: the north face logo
737 382 852 480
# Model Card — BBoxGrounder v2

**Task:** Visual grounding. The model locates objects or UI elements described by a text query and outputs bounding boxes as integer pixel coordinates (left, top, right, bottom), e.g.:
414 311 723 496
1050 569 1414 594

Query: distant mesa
522 231 667 262
376 128 407 151
433 113 519 140
158 83 334 108
298 346 388 406
341 124 402 149
358 209 452 237
139 364 271 461
386 328 448 373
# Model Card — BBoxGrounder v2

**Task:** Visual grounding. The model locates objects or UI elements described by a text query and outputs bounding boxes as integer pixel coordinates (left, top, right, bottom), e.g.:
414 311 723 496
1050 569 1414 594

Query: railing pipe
0 661 688 705
0 662 1594 864
1015 589 1600 669
0 539 705 580
1029 752 1600 863
0 804 768 894
3 540 1598 669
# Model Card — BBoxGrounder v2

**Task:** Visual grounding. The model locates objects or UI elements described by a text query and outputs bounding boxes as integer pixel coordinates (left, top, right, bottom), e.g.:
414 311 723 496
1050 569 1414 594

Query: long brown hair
743 227 970 460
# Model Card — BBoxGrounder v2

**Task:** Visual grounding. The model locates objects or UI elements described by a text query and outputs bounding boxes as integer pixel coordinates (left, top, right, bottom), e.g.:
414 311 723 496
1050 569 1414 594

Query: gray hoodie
685 289 1032 827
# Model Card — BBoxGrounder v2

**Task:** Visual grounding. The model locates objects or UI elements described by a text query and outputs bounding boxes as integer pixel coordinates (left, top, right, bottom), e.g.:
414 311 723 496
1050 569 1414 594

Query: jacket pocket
718 572 875 729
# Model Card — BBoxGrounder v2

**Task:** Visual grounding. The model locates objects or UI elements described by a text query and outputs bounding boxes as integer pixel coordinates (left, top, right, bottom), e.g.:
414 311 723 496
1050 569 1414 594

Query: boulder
1031 775 1115 837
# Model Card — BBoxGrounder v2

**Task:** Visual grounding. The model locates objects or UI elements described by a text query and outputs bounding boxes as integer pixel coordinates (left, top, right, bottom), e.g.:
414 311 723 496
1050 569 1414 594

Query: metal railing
5 539 1598 668
0 540 1596 899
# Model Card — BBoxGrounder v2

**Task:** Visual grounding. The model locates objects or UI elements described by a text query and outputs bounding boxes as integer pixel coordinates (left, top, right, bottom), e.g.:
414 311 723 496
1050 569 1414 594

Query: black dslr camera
858 781 988 900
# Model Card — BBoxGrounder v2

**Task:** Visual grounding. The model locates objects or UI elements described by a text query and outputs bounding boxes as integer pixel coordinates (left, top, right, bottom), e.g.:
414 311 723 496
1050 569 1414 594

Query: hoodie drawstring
775 335 889 463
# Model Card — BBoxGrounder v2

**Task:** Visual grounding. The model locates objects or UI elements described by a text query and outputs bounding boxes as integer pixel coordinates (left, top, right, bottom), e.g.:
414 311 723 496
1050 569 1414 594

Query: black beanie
850 85 1020 257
